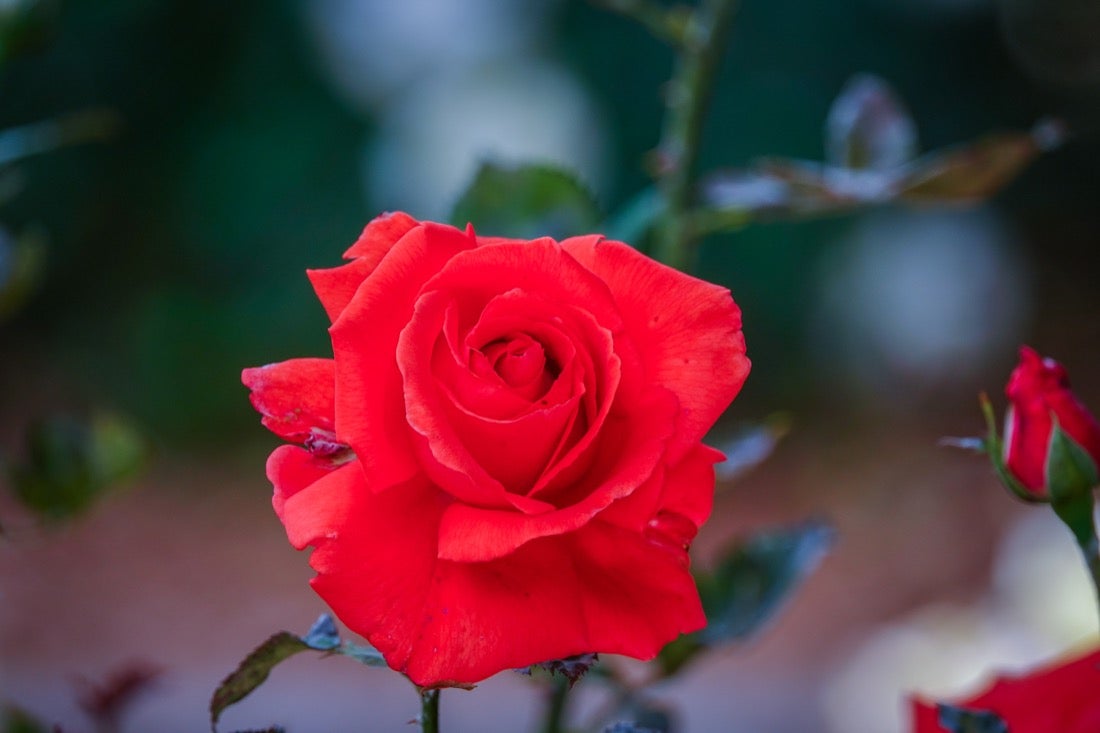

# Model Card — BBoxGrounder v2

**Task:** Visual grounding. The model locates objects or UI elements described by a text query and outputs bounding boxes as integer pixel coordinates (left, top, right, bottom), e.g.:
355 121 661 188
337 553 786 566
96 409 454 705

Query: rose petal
598 442 723 538
409 523 706 685
436 388 678 562
266 444 336 519
309 494 703 686
563 236 750 463
242 358 336 442
278 459 367 551
398 243 626 505
330 223 477 492
307 259 378 324
343 210 419 260
307 212 421 322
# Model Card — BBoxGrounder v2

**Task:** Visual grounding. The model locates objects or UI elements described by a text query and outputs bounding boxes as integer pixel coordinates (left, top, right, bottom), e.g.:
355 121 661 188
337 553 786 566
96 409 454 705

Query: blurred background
2 0 1100 730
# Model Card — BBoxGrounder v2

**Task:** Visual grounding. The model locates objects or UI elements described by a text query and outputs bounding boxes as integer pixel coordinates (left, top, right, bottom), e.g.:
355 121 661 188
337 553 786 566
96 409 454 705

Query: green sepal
936 704 1008 733
977 393 1044 504
1046 423 1100 505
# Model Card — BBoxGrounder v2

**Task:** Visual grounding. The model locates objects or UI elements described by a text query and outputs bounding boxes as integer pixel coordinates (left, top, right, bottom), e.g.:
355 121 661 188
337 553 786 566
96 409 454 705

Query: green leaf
450 162 602 240
699 520 834 642
1046 424 1100 504
209 632 310 731
333 642 387 668
899 121 1063 204
7 413 148 521
937 704 1008 733
209 615 388 731
659 521 833 675
0 227 46 321
714 414 791 483
2 707 51 733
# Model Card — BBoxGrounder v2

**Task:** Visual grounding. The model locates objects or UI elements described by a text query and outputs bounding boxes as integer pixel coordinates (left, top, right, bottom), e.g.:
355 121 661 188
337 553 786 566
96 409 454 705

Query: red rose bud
1003 346 1100 501
242 212 750 687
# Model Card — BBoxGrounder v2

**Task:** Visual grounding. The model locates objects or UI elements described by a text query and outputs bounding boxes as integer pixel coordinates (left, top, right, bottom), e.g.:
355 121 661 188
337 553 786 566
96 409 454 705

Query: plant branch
420 688 441 733
653 0 740 272
588 0 687 46
540 674 571 733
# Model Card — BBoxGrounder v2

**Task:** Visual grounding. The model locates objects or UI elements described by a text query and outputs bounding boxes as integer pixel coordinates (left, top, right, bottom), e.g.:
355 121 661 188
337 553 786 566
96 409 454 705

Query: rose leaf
450 161 602 240
936 704 1008 733
209 632 309 731
658 521 834 675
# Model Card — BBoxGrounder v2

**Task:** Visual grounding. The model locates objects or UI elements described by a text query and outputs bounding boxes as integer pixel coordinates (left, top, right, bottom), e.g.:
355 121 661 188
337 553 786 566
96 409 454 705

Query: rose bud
243 212 750 687
1003 346 1100 502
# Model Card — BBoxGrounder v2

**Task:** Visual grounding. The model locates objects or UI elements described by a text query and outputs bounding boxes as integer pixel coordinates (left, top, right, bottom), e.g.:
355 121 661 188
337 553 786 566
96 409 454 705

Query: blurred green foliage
0 0 1097 448
6 412 146 519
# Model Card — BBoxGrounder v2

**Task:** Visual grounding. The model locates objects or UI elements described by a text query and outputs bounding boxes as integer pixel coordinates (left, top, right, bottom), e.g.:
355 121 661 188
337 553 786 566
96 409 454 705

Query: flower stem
1052 494 1100 627
588 0 686 45
420 688 441 733
540 674 571 733
653 0 740 272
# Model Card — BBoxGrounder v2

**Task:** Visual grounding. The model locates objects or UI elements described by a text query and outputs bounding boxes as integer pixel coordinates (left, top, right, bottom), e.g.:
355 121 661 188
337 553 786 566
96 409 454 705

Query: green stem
420 688 441 733
541 675 571 733
653 0 740 272
1052 494 1100 628
589 0 686 45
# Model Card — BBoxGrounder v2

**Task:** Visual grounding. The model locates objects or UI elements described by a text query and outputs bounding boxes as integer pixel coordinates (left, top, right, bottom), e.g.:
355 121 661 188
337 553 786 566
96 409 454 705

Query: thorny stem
420 688 441 733
653 0 740 273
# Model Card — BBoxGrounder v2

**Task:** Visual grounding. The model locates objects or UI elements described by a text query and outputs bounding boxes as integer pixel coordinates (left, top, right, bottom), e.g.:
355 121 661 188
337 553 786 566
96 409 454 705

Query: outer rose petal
266 444 334 520
562 236 750 463
598 442 724 546
242 358 335 442
329 223 477 492
307 212 420 322
910 645 1100 733
306 477 705 686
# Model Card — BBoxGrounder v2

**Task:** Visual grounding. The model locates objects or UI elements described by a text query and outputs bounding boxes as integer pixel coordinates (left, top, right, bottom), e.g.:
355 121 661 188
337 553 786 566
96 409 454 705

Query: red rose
1003 346 1100 498
242 212 749 687
910 646 1100 733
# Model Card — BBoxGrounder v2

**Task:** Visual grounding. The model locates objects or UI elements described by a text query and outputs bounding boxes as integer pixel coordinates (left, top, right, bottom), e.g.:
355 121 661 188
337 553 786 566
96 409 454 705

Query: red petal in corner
563 236 750 464
242 358 336 443
329 223 476 493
